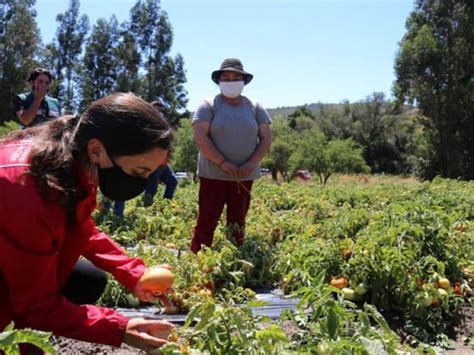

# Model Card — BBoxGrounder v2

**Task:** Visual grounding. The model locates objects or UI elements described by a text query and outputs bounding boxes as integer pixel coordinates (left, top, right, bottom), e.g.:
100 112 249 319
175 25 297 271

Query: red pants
191 177 253 253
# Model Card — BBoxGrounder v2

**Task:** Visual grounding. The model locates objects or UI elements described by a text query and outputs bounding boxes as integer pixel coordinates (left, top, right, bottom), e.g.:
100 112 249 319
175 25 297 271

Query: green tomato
316 342 331 355
355 282 368 295
438 288 448 297
421 293 432 307
341 287 356 301
438 278 450 289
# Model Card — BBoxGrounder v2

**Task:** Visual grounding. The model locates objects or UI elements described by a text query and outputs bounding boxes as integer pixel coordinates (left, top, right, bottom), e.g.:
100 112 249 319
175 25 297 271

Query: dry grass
328 173 419 186
262 172 419 186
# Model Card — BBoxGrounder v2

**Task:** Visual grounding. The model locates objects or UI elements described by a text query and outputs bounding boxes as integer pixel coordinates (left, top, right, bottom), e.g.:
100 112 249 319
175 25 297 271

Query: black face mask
98 160 147 201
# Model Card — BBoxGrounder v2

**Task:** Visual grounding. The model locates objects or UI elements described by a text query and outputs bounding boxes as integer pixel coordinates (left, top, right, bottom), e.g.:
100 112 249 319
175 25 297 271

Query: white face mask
219 81 245 98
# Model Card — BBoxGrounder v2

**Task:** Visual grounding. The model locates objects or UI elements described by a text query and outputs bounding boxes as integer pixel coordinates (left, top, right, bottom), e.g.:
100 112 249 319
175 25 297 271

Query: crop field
86 175 473 354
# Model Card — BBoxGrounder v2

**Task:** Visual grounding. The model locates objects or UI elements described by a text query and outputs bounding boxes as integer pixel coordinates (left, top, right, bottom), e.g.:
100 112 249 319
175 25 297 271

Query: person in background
104 99 178 217
191 58 272 253
142 161 178 206
13 67 61 128
0 93 176 353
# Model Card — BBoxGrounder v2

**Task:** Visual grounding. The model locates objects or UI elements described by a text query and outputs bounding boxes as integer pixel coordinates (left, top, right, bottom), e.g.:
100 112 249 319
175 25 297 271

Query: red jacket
0 140 147 347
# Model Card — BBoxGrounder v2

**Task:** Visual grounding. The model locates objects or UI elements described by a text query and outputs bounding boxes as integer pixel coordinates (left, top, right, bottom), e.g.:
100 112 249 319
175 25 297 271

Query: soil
444 306 474 355
51 337 145 354
51 306 474 354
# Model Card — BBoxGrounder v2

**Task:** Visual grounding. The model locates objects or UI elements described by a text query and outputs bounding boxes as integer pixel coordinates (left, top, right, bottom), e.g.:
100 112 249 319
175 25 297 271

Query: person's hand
123 317 174 352
135 264 173 303
220 161 240 179
34 83 48 101
239 161 258 177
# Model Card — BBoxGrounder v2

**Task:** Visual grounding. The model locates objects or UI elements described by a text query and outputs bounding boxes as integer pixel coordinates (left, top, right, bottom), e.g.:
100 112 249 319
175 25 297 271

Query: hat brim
211 68 253 85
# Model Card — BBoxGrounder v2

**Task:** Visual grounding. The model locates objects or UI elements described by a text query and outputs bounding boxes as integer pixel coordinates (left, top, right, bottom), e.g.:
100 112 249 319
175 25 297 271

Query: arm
0 170 172 350
194 122 240 178
250 123 272 164
0 233 129 347
81 218 174 301
239 123 272 176
1 218 174 349
15 87 48 126
193 122 226 166
81 218 147 291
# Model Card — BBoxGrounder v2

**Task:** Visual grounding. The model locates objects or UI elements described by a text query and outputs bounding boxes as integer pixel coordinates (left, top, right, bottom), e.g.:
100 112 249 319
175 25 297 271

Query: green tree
292 115 316 133
115 30 141 94
38 43 62 98
316 100 355 140
351 92 407 174
54 0 89 113
0 0 40 123
129 0 188 123
287 105 314 129
289 129 368 184
263 140 292 181
170 119 198 176
394 0 474 179
79 16 120 110
262 117 294 181
325 139 369 182
0 120 20 138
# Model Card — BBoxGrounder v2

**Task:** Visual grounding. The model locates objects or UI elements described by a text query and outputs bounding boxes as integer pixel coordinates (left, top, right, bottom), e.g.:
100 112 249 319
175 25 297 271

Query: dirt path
52 337 144 354
445 307 474 355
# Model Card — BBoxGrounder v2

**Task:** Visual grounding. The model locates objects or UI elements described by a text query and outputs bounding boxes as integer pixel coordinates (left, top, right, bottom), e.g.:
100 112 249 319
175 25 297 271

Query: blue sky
35 0 413 110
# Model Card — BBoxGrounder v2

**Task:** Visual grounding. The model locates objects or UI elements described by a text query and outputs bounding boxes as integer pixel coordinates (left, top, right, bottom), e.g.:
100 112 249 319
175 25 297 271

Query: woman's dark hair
1 93 173 224
27 68 53 82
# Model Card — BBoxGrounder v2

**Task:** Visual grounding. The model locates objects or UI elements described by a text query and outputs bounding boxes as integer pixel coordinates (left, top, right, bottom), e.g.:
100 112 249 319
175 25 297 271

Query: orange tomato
197 288 213 298
140 267 174 293
330 277 349 289
339 247 353 260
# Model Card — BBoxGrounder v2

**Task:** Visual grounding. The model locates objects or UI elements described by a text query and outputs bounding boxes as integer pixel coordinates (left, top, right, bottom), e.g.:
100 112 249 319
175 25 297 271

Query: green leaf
194 303 216 331
256 325 288 343
359 336 388 355
364 304 395 337
0 327 55 354
246 300 271 307
183 304 203 329
326 308 339 340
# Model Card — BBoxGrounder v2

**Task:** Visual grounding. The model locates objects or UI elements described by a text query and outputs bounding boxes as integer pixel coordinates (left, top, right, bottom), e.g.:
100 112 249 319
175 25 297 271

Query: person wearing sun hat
191 58 272 253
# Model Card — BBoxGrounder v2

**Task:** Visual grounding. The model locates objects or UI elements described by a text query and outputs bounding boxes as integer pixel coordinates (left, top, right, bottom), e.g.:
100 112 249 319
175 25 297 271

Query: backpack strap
242 96 258 118
204 96 219 120
205 95 257 120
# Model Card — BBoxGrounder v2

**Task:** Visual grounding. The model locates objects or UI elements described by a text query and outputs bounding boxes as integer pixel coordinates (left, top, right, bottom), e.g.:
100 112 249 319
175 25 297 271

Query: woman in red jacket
0 93 175 352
